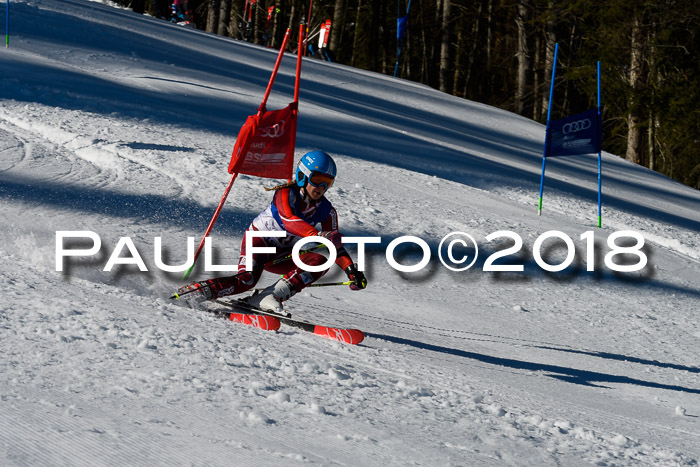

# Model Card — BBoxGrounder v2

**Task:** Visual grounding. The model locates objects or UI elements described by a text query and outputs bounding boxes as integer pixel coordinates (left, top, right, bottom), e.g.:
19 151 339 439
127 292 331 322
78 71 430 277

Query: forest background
120 0 699 189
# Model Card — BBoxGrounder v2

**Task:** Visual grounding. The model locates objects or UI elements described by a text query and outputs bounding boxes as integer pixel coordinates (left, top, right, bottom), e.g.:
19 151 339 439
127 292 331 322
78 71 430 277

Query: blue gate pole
597 61 602 227
393 45 402 77
538 42 558 216
393 0 411 77
5 0 9 48
393 0 400 76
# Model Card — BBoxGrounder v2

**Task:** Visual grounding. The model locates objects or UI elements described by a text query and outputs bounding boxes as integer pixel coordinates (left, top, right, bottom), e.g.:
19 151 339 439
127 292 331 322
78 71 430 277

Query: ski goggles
308 171 335 190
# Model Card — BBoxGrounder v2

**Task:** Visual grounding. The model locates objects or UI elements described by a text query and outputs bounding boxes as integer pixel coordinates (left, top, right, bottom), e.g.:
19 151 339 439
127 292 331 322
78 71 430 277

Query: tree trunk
485 0 492 99
429 0 442 88
541 1 556 121
206 0 220 34
452 27 464 97
369 0 380 71
463 0 483 98
273 0 285 47
419 0 429 83
439 0 452 93
381 1 391 73
229 0 245 40
287 3 296 31
625 11 644 163
351 0 364 68
254 0 265 44
329 0 345 53
515 0 531 114
270 1 281 48
218 0 232 36
284 3 297 51
532 34 541 120
646 15 658 172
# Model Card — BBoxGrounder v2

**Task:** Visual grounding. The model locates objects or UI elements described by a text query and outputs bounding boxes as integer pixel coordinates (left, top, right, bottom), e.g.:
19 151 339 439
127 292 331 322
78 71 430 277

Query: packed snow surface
1 1 699 465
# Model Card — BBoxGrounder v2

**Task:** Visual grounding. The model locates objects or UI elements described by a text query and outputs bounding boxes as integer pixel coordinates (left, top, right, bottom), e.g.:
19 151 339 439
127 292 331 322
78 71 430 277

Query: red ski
227 312 281 331
215 299 364 345
312 326 364 345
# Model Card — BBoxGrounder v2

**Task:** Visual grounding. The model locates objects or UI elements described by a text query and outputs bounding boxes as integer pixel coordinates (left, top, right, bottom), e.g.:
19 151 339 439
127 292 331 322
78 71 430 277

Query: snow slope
1 1 699 465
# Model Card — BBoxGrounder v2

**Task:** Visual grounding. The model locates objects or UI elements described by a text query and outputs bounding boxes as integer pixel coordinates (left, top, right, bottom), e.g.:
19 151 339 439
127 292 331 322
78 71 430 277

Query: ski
227 312 281 331
214 299 364 345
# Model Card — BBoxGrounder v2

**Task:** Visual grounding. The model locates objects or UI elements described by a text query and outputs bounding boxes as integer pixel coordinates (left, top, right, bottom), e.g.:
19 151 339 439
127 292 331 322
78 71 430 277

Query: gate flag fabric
397 16 408 40
546 108 602 158
182 27 301 280
227 103 297 179
537 44 603 227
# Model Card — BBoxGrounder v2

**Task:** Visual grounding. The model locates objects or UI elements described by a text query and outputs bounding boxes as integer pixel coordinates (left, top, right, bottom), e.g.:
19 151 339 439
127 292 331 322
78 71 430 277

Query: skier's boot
245 278 295 314
176 280 213 301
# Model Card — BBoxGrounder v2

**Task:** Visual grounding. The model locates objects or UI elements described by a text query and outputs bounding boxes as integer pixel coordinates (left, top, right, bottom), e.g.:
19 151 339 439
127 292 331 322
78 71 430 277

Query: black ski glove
344 263 367 291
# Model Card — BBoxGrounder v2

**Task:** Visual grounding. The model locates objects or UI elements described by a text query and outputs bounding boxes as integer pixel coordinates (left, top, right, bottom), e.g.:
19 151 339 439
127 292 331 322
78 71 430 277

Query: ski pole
308 281 353 288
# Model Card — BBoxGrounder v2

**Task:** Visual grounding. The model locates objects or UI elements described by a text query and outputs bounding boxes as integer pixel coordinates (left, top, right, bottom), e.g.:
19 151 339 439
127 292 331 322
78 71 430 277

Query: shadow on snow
368 333 700 394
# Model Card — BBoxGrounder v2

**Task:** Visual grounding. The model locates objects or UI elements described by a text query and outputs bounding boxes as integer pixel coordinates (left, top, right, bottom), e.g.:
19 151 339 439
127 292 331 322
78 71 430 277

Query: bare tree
625 9 645 163
462 0 484 98
515 0 531 114
218 0 232 36
369 0 380 70
254 0 265 44
351 0 365 68
329 0 345 53
439 0 452 93
485 0 493 99
206 0 220 33
541 0 556 121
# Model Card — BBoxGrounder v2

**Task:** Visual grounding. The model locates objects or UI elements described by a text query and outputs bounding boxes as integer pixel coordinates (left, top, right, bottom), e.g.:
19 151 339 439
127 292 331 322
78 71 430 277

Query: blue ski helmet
296 151 337 190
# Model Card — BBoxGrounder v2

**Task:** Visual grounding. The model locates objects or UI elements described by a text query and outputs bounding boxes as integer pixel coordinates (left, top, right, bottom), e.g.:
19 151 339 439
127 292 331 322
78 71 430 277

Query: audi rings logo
259 120 285 138
562 119 591 135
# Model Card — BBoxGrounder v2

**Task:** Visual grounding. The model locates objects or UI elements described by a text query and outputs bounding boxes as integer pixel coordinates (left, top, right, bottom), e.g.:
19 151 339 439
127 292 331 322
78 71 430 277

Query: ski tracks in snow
0 103 200 201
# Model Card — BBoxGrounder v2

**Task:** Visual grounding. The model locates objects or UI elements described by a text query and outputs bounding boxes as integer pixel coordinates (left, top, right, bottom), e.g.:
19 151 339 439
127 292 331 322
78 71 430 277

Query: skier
177 151 367 313
170 0 188 23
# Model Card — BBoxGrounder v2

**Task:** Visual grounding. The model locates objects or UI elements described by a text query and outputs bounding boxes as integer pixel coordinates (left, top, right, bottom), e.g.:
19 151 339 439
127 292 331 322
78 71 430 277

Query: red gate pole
183 30 292 280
